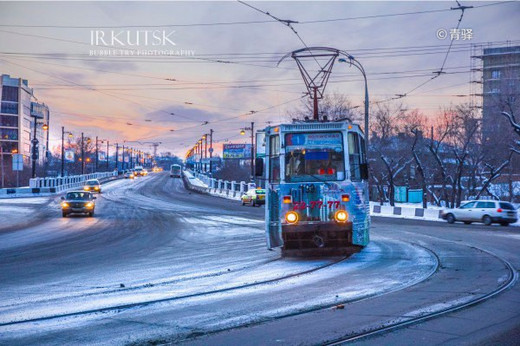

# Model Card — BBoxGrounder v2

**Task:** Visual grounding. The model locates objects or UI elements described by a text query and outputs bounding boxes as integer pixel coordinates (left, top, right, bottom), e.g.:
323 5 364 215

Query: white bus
170 164 182 178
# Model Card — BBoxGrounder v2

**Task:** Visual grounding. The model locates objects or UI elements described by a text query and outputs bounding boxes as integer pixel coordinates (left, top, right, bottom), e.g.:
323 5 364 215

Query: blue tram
256 121 370 256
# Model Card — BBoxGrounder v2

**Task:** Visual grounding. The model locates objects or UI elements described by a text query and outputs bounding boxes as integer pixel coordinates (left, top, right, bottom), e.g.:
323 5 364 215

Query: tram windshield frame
284 131 346 183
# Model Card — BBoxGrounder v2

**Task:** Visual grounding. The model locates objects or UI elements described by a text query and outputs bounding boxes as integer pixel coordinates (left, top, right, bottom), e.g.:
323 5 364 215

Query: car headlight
85 202 94 208
83 186 89 191
94 187 99 190
334 210 348 223
285 211 299 224
61 202 69 208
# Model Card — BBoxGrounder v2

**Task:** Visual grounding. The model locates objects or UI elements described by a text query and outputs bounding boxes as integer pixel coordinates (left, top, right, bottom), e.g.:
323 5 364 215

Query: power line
237 0 324 70
374 0 474 105
0 1 512 28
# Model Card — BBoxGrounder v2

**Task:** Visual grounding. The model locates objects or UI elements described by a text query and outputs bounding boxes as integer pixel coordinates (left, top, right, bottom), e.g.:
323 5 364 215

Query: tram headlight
285 211 299 224
334 210 348 223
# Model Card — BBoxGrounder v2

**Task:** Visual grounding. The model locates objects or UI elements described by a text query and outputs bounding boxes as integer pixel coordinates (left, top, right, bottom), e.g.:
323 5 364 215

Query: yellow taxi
241 188 266 207
83 179 102 193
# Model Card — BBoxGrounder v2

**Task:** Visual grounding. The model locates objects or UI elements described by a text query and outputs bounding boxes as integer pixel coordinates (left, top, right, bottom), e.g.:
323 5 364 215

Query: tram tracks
0 255 348 328
323 242 518 345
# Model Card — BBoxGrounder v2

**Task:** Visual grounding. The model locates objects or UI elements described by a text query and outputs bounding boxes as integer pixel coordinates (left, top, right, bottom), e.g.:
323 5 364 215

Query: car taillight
497 208 503 213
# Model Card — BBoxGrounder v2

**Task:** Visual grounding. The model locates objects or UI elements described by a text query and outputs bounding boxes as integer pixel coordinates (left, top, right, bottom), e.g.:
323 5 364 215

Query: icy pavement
0 237 437 345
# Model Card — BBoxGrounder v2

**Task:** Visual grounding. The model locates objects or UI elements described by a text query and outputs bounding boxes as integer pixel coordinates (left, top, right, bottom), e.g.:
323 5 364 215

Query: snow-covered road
0 172 518 345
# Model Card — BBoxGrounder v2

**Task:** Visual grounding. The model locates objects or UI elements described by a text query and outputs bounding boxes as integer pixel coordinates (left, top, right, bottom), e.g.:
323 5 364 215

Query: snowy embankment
0 197 51 232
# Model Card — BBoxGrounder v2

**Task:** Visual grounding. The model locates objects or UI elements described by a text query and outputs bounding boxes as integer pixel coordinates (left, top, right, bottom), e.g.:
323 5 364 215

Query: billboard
30 102 48 119
65 150 75 162
223 144 252 159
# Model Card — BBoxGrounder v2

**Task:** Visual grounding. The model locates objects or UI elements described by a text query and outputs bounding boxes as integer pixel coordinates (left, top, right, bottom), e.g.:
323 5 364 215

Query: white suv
441 200 518 226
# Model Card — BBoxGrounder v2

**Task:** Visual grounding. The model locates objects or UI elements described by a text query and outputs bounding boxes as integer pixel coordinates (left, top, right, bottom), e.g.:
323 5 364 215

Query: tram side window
269 135 280 183
348 132 362 181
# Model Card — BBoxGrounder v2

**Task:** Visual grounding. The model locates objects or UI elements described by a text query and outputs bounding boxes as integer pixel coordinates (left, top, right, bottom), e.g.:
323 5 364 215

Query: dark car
61 191 97 217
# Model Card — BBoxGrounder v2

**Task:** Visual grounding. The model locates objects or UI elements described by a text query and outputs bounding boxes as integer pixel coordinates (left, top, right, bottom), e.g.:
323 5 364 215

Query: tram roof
262 121 363 135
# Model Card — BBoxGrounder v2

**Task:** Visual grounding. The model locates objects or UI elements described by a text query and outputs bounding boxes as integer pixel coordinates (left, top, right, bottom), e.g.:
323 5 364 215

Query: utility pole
106 140 109 171
115 143 119 171
209 129 213 174
81 132 85 175
44 112 50 175
61 126 65 177
250 122 254 179
205 134 208 172
31 115 39 178
313 87 319 120
129 148 133 168
122 145 125 170
95 136 99 172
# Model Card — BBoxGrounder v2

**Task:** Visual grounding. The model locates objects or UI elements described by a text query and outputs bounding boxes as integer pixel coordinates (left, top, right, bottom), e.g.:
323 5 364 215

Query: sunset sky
1 1 519 157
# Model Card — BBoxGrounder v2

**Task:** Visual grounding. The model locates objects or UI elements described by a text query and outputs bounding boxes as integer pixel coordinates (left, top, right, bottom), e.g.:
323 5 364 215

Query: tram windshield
284 132 345 182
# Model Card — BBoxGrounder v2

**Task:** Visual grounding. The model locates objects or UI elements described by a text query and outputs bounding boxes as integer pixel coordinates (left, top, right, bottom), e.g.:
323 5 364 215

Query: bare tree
288 93 362 122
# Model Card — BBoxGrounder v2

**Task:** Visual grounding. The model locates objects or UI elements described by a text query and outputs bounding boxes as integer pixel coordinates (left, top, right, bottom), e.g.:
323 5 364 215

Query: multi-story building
477 45 520 149
0 74 50 172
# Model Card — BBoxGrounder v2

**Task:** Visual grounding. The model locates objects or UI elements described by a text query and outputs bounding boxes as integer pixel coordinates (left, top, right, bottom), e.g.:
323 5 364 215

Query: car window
476 201 495 208
66 192 91 200
485 202 495 208
460 202 476 209
475 202 486 208
499 202 515 210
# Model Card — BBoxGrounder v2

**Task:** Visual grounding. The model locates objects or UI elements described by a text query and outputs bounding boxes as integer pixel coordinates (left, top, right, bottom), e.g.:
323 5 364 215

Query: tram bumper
281 221 361 257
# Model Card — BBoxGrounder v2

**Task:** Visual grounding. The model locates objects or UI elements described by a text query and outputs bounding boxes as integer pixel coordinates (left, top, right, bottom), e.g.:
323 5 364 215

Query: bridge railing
0 171 119 198
186 171 256 201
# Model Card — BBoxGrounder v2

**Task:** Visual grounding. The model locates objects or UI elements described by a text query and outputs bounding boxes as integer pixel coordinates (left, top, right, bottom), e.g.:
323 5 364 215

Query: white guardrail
183 170 254 201
183 170 443 220
0 171 118 198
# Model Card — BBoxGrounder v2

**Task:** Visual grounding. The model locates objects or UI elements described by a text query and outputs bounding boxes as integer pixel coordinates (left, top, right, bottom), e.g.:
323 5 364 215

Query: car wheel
62 211 68 218
241 200 245 206
446 213 455 224
500 222 509 226
252 200 256 207
463 221 472 225
482 215 492 226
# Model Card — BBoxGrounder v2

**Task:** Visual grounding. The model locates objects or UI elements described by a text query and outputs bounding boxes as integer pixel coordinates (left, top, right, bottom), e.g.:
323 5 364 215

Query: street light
31 115 48 178
240 122 255 180
61 127 73 177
